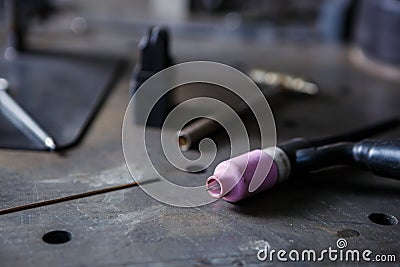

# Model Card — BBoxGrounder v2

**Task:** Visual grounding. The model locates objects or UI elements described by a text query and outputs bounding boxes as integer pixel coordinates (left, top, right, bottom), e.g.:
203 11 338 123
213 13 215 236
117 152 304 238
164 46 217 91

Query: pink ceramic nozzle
206 149 278 202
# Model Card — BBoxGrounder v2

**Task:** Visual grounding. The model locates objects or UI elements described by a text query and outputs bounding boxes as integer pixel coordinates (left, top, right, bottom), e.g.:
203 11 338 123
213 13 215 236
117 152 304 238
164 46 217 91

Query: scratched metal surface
1 41 400 267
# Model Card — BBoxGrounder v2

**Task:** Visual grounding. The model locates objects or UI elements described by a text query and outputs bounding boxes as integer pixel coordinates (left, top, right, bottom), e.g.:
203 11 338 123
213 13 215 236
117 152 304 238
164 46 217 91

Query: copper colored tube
178 70 319 151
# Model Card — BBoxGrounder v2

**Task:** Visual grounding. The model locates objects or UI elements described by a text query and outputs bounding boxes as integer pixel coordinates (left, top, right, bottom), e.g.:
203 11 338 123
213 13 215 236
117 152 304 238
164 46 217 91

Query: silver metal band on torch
263 146 291 183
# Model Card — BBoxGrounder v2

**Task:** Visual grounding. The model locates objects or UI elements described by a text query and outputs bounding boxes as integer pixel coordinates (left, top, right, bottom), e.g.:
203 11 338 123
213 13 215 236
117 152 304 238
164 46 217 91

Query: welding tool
206 118 400 202
178 70 319 151
0 78 56 150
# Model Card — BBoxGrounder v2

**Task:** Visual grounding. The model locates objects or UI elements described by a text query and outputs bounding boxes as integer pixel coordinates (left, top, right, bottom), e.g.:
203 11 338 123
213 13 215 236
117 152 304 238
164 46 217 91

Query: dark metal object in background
0 0 122 151
354 0 400 67
5 0 24 51
4 0 55 52
190 0 320 24
0 52 120 150
318 0 356 41
131 26 175 127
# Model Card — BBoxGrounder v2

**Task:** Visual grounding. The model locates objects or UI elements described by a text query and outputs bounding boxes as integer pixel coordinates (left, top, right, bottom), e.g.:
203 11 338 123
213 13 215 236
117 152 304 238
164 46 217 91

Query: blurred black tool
131 26 175 127
354 0 400 67
5 0 55 53
350 0 400 81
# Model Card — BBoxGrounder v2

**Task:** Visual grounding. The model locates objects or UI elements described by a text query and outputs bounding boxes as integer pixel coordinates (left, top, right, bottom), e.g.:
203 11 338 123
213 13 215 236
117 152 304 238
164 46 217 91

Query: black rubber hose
279 118 399 169
295 143 354 173
294 139 400 180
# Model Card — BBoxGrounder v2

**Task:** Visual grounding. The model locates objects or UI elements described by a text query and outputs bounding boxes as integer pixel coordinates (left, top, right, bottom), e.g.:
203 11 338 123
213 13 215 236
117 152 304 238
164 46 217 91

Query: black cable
294 139 400 180
295 142 354 172
279 117 400 170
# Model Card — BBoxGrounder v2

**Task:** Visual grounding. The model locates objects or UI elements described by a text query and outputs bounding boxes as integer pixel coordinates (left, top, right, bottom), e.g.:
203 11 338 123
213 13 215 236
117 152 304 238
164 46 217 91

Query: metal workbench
1 38 400 266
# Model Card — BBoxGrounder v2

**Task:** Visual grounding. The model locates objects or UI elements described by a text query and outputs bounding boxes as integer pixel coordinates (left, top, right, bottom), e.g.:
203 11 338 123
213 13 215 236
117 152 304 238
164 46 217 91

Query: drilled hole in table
42 230 72 244
368 213 398 226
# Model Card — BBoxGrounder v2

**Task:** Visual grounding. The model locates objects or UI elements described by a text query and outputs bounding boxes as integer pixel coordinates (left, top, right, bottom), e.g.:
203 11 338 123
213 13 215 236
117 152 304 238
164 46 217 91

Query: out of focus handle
353 139 400 179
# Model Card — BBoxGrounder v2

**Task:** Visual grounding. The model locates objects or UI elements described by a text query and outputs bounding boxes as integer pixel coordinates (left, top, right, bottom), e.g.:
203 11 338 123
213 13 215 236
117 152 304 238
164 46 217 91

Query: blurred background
0 0 397 76
0 0 356 56
1 0 400 150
